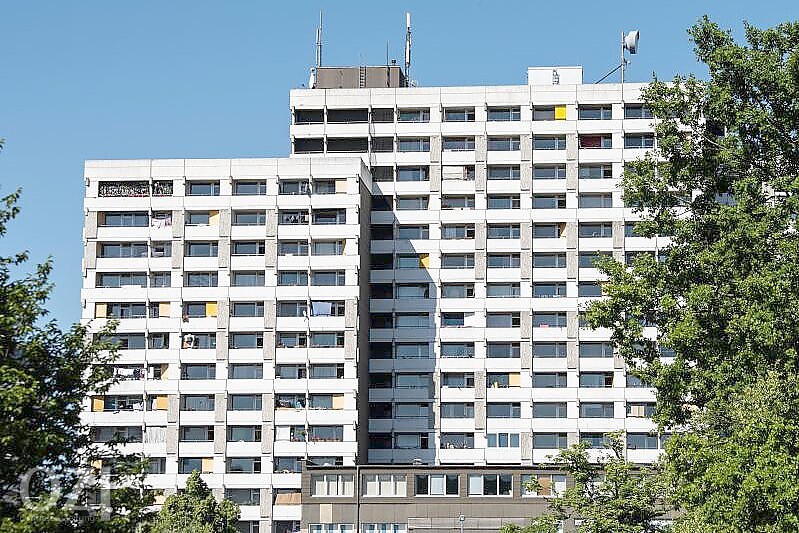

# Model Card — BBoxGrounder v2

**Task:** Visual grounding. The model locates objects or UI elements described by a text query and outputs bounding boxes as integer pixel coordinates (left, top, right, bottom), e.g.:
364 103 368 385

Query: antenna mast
404 12 411 87
315 10 323 68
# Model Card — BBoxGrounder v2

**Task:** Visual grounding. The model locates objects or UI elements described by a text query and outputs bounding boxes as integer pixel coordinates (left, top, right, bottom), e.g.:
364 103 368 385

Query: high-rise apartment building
81 65 666 533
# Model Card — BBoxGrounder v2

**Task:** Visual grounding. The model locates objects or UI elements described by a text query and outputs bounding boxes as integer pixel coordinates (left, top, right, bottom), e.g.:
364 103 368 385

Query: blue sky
0 0 794 327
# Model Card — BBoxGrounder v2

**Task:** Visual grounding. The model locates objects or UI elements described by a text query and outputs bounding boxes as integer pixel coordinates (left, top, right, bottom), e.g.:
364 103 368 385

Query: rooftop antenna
404 12 412 87
315 10 323 69
595 30 640 83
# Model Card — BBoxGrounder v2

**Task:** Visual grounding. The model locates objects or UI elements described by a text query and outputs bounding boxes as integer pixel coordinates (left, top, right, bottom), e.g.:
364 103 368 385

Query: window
180 395 214 411
181 364 215 380
396 284 429 299
313 240 345 255
229 364 263 379
396 166 429 181
487 166 520 180
371 108 394 123
233 180 267 195
533 312 567 328
180 425 214 442
487 136 520 151
280 241 310 257
441 254 474 269
441 373 475 388
308 425 343 442
578 282 603 297
228 394 262 411
181 332 216 349
104 302 146 319
310 332 344 348
627 433 660 449
187 181 220 196
625 222 642 237
98 180 149 197
230 333 263 349
532 194 566 210
279 210 309 225
398 108 430 122
580 342 614 358
274 457 303 473
534 136 566 150
579 402 614 418
279 180 310 196
441 343 475 359
225 488 260 505
233 241 265 256
487 283 520 298
578 105 612 120
395 343 430 359
415 474 458 496
93 426 143 443
396 196 429 210
487 107 521 121
524 474 567 497
441 195 475 209
624 104 654 119
627 402 656 418
487 253 520 268
443 137 475 151
580 372 614 388
533 373 567 388
441 224 474 239
397 225 429 239
362 474 407 497
486 433 520 448
533 253 566 268
441 312 468 327
227 457 261 474
397 138 430 152
487 224 520 239
579 164 613 179
233 211 266 226
441 403 474 419
441 283 474 298
312 270 345 286
150 272 171 287
277 331 308 348
534 342 567 358
185 241 218 257
327 138 368 153
178 458 208 474
534 433 568 449
442 433 474 449
148 333 169 349
100 334 146 350
276 365 307 380
487 342 520 359
277 301 307 317
309 364 345 379
98 242 148 258
468 474 512 496
100 212 148 227
533 223 565 238
278 271 307 286
533 402 567 418
487 403 521 418
148 457 166 474
532 282 567 299
443 107 475 122
578 251 611 268
533 106 556 120
313 209 346 225
294 138 323 153
579 193 613 208
624 133 655 149
533 165 566 179
485 195 519 212
232 271 265 287
294 109 323 124
486 312 520 328
184 272 218 287
579 222 613 238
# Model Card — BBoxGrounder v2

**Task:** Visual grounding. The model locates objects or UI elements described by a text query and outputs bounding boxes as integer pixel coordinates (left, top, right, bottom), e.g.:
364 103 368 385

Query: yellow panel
538 476 552 496
154 494 166 505
508 373 521 387
91 459 103 470
95 303 107 319
335 180 348 193
158 302 170 317
160 364 169 380
201 457 214 473
155 395 168 410
92 397 105 412
208 210 219 226
274 493 292 504
419 254 430 268
206 302 218 317
332 394 345 410
554 105 567 120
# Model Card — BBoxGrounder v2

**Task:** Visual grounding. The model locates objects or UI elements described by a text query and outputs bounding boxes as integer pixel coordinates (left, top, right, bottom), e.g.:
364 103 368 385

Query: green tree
585 17 799 531
0 181 154 530
502 433 669 533
149 471 239 533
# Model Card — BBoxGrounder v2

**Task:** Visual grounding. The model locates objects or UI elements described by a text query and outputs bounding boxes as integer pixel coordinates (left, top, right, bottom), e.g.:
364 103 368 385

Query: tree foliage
149 472 239 533
0 186 153 531
585 17 799 531
502 433 669 533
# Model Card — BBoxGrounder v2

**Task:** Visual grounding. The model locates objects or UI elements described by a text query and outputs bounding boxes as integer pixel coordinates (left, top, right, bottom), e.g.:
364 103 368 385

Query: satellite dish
624 30 640 54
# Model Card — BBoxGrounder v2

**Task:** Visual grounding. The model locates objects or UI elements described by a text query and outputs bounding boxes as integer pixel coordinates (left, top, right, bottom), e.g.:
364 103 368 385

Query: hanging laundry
311 301 333 316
